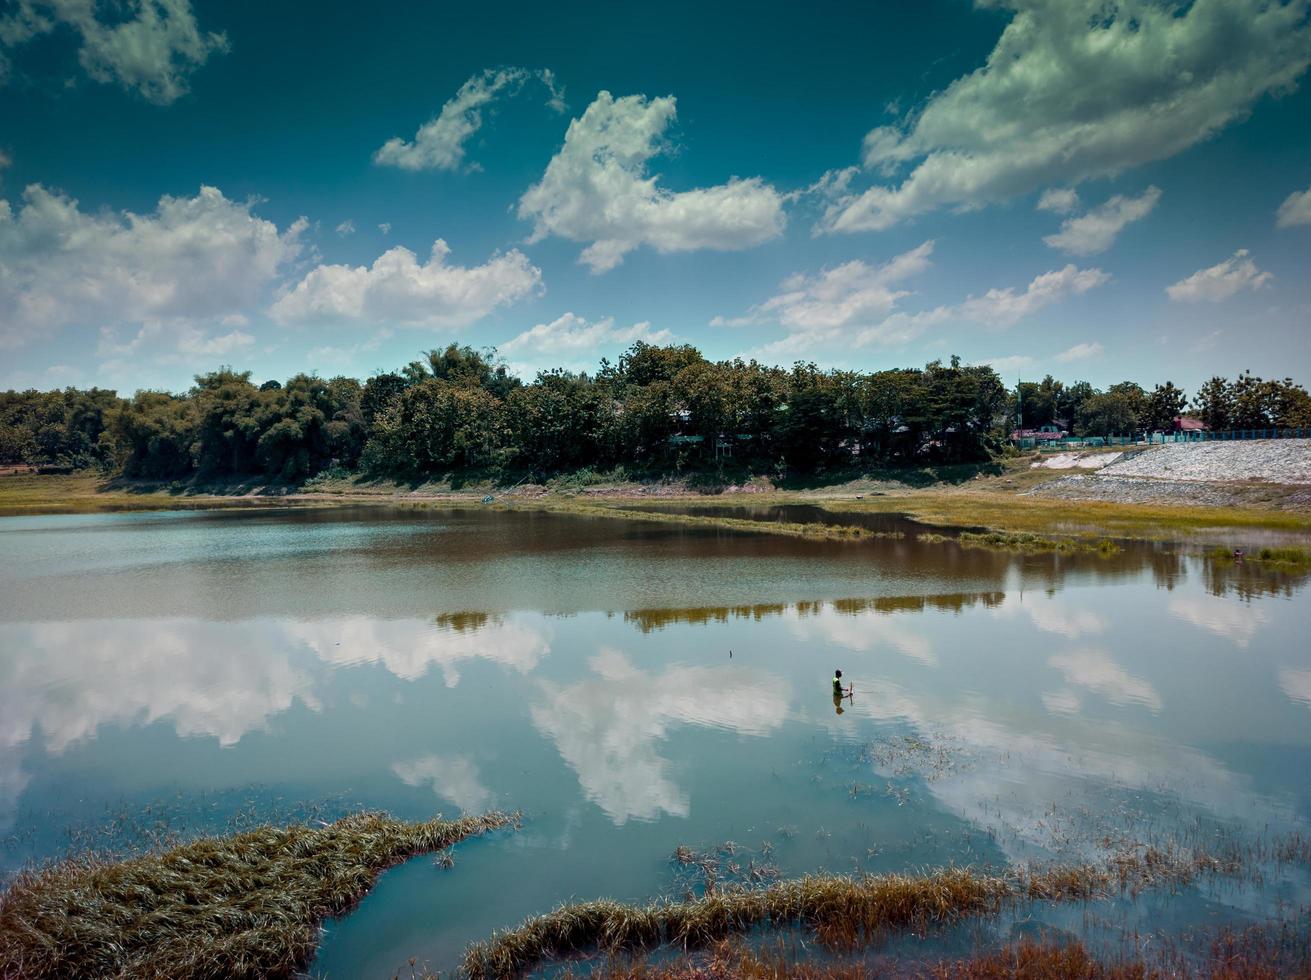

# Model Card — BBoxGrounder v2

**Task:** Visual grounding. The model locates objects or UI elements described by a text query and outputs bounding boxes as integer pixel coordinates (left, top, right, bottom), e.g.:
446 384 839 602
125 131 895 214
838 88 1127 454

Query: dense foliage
3 344 1309 482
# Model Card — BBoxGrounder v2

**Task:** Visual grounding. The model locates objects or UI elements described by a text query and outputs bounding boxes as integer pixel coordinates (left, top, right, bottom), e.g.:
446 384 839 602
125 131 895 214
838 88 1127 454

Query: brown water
1 505 1308 975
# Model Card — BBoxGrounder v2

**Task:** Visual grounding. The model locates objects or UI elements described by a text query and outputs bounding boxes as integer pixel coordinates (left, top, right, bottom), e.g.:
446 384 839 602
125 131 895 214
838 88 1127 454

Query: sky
1 0 1309 395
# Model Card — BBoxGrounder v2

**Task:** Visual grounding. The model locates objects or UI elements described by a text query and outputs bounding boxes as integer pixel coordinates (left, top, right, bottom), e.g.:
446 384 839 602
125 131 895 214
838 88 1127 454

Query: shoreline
2 467 1310 548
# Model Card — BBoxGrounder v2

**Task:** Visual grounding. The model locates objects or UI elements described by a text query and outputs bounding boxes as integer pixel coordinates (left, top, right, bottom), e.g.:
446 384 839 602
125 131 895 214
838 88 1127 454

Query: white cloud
531 647 789 824
1168 596 1267 649
270 239 541 328
976 354 1035 374
1043 186 1161 255
374 67 563 173
715 241 942 355
1281 668 1311 709
378 222 391 236
1054 341 1104 364
1036 188 1079 214
1165 249 1273 303
1 0 228 104
1276 186 1311 227
335 219 355 237
0 183 304 350
1041 688 1082 715
1048 648 1162 711
1024 601 1107 638
518 91 786 272
392 754 493 812
285 614 550 686
959 264 1110 326
725 249 1107 358
501 312 672 376
785 605 935 666
818 0 1311 233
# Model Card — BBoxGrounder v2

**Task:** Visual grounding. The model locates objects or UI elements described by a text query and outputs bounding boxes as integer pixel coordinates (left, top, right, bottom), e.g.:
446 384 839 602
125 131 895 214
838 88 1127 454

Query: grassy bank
0 473 293 516
0 810 516 980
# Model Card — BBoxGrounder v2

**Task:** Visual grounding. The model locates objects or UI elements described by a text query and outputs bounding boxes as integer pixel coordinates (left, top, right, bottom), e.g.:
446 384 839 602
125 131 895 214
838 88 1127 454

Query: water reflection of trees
624 593 1007 632
1203 558 1311 600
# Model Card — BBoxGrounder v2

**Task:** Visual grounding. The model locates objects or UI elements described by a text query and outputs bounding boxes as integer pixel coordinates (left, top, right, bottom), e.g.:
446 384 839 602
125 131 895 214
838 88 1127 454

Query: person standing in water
832 668 852 714
833 669 852 697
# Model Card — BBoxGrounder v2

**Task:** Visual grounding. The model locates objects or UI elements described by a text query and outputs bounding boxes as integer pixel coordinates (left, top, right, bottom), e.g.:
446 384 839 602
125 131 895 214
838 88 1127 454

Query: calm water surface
2 505 1309 975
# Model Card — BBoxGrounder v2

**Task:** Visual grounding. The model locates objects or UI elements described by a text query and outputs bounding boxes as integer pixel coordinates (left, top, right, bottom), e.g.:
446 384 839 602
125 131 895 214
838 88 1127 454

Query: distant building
1009 423 1067 442
1172 416 1208 432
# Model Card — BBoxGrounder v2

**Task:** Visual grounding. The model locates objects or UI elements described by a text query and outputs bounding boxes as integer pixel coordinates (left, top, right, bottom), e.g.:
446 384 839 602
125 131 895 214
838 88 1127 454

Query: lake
2 505 1309 975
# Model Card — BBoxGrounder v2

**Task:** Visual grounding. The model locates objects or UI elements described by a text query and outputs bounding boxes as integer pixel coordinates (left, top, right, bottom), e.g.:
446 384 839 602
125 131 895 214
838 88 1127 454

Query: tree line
2 344 1309 482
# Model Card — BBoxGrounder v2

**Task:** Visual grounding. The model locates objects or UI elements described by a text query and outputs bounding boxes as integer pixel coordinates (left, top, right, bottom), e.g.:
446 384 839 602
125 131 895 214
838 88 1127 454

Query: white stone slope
1098 440 1311 485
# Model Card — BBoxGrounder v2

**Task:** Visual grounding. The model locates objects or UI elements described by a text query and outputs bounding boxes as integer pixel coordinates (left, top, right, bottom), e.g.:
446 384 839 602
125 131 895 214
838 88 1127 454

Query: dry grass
0 810 515 980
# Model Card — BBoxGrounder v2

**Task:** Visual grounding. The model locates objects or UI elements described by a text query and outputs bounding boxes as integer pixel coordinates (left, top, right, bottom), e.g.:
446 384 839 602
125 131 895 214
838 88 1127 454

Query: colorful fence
1013 428 1311 451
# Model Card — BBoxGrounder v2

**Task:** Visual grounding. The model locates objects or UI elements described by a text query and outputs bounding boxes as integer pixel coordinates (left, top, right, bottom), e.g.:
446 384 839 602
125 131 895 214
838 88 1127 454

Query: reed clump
462 869 1010 979
0 809 516 980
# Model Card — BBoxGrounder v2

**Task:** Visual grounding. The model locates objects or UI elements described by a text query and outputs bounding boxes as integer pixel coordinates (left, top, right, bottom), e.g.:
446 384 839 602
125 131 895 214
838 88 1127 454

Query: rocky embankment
1027 440 1311 508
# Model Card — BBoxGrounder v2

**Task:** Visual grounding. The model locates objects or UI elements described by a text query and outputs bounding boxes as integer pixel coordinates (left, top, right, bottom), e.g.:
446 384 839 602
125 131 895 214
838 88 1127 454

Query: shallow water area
1 505 1309 976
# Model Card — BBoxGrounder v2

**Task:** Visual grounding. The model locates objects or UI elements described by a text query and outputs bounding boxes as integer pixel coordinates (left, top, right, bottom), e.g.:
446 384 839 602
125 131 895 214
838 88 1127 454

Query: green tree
1145 381 1188 431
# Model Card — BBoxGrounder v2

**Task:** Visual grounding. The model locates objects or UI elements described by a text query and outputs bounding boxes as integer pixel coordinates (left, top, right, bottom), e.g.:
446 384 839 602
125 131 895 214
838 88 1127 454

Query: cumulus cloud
818 0 1311 233
501 312 672 376
1054 341 1104 363
1043 186 1161 255
335 219 355 237
0 183 304 350
374 67 564 172
1276 186 1311 227
0 0 228 104
518 91 786 272
1165 249 1273 303
958 264 1110 326
1036 188 1080 214
270 239 541 328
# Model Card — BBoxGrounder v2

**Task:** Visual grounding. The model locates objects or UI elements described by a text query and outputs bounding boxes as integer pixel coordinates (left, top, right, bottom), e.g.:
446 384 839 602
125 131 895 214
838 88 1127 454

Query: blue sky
1 0 1309 394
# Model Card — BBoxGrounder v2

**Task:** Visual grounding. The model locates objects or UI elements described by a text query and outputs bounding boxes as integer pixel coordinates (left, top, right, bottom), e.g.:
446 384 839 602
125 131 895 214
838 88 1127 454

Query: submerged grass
558 928 1311 979
463 869 1009 980
462 842 1266 980
0 809 515 980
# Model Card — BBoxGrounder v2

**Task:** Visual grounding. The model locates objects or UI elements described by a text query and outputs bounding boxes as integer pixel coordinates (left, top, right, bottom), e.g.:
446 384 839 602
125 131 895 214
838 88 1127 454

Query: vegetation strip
919 529 1122 554
461 845 1256 980
0 810 516 980
524 501 883 541
1208 545 1311 567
